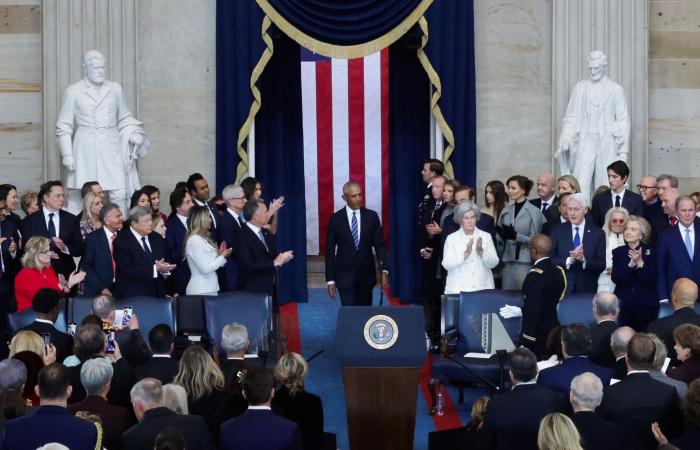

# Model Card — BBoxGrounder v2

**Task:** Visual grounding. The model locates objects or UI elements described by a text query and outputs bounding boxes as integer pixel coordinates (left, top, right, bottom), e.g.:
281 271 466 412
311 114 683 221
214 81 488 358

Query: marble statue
555 50 630 200
56 50 150 213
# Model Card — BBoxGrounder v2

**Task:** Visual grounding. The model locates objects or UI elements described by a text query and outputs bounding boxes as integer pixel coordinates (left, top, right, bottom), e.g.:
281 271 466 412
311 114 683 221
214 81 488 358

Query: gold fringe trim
256 0 433 59
416 16 456 179
234 15 274 183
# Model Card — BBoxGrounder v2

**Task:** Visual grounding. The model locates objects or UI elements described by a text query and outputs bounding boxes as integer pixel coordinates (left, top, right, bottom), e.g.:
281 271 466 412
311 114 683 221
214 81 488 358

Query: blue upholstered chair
557 293 596 326
114 297 176 339
203 291 271 355
657 300 700 319
174 295 206 336
8 299 68 334
67 297 95 325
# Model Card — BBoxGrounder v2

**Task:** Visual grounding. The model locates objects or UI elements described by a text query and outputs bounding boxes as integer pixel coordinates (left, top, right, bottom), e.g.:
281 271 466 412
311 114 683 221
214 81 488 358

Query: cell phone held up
105 331 116 354
41 333 51 349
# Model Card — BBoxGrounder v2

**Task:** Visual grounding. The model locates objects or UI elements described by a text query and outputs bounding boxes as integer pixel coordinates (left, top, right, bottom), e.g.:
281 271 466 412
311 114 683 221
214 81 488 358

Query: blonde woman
537 412 584 450
14 236 85 311
173 346 225 432
558 175 581 195
272 352 324 450
185 205 232 295
79 191 104 240
9 330 55 364
598 207 629 293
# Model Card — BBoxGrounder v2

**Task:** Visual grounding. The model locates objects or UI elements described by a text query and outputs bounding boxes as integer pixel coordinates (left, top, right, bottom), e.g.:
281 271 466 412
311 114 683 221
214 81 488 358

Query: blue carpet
296 288 478 450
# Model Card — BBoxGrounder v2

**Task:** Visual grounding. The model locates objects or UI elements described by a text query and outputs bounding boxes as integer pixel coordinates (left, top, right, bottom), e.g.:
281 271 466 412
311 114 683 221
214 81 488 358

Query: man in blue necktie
549 193 606 294
325 181 388 307
657 196 700 301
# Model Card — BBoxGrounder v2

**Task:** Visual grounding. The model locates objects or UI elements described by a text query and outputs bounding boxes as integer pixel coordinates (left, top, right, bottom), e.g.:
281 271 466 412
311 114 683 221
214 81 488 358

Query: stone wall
649 0 700 193
0 1 43 195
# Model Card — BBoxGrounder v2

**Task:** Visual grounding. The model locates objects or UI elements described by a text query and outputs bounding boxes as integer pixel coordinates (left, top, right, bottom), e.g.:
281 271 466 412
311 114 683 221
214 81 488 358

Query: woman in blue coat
612 215 658 331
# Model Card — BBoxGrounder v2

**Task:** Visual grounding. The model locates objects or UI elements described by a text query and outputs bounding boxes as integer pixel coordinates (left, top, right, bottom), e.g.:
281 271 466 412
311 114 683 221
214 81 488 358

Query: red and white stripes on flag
301 48 390 256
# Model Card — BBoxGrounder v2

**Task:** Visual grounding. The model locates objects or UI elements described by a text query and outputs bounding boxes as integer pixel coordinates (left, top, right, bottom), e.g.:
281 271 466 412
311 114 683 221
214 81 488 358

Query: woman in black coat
612 215 658 331
272 352 324 450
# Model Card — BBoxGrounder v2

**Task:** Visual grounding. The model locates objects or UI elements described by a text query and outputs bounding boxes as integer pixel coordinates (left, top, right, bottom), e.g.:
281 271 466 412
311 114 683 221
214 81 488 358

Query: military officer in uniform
520 234 568 357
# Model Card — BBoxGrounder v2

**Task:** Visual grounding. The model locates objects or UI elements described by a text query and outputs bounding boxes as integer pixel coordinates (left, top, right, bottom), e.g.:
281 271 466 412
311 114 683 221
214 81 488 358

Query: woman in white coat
185 206 232 295
442 202 500 294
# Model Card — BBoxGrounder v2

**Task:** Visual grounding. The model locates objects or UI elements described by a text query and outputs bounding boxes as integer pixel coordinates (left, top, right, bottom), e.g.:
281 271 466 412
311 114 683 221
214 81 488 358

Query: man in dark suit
67 357 135 450
591 160 644 227
134 324 179 384
550 193 606 294
519 234 567 358
165 186 193 295
113 206 175 299
219 323 253 415
0 208 20 342
419 175 447 339
218 184 247 292
597 333 684 449
19 288 73 362
418 158 445 221
234 198 293 295
638 175 665 244
442 186 497 242
569 372 623 450
81 203 124 297
530 172 560 223
325 181 388 307
589 292 620 368
648 278 700 365
21 180 84 279
610 326 635 380
187 172 220 240
538 323 613 394
220 366 303 450
92 293 151 366
479 347 569 450
1 363 98 450
656 196 700 301
122 378 215 450
68 323 134 408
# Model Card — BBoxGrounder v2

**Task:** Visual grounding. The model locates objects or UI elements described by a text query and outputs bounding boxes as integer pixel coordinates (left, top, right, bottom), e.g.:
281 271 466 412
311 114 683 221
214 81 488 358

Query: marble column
42 0 139 181
553 0 648 185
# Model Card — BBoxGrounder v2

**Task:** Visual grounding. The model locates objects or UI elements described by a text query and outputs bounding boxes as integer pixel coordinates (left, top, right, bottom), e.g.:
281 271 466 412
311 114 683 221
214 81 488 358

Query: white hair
162 383 189 414
92 294 115 320
592 293 619 317
82 50 105 70
80 357 113 395
570 372 603 410
222 323 248 353
222 184 245 201
567 193 590 210
130 378 163 407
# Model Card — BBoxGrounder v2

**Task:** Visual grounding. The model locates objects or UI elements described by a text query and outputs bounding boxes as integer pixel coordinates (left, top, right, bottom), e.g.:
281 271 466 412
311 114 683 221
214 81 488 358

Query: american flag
300 47 390 255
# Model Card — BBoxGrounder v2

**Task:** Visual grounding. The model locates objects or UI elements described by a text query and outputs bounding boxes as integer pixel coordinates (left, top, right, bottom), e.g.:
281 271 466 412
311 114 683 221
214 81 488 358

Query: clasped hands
155 259 177 274
218 241 233 258
464 237 483 259
58 270 86 291
426 221 442 236
274 250 294 268
496 224 517 241
569 244 585 262
627 247 643 268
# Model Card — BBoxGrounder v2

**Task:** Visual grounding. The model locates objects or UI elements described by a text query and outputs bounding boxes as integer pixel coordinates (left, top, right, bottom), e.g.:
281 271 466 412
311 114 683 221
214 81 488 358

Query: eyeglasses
636 185 656 191
39 249 51 254
611 219 625 224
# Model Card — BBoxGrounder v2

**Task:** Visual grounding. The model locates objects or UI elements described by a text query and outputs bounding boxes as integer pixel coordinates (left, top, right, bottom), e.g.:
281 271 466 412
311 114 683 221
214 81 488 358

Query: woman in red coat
14 236 85 311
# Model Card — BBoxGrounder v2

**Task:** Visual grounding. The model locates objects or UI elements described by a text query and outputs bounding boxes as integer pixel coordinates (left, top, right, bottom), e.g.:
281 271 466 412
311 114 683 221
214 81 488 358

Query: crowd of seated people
0 288 323 449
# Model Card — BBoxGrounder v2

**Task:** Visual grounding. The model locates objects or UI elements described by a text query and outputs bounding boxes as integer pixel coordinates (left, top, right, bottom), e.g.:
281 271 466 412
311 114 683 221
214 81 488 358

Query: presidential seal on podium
363 314 399 350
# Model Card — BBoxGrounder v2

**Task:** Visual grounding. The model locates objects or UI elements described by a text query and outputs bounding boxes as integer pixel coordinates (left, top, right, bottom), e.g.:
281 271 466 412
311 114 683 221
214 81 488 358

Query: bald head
672 278 699 309
639 176 658 204
529 234 552 260
593 293 619 321
610 326 635 358
536 173 556 200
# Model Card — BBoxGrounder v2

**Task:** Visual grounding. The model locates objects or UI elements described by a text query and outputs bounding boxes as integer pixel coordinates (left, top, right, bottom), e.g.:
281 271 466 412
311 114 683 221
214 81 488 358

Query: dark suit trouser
422 260 442 336
338 279 374 306
0 290 11 360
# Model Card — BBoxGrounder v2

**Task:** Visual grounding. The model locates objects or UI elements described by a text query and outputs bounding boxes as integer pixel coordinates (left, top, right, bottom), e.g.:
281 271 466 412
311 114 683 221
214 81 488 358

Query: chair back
8 299 68 334
457 290 523 353
557 293 595 326
657 301 700 319
203 291 270 354
67 296 95 324
115 297 175 338
175 295 206 335
441 294 461 336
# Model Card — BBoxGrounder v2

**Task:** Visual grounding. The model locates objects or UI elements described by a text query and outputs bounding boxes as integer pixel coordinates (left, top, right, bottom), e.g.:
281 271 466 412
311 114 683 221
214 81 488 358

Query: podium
336 307 426 450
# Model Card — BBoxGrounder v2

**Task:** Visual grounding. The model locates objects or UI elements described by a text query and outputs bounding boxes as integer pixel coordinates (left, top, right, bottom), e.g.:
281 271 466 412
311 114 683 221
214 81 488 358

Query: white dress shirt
130 227 157 278
610 187 626 207
194 198 217 226
680 222 696 255
566 219 586 269
345 205 361 234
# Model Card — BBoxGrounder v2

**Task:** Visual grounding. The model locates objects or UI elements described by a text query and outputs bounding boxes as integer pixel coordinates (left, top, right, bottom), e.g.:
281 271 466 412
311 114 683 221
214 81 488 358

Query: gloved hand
498 224 517 241
499 304 523 319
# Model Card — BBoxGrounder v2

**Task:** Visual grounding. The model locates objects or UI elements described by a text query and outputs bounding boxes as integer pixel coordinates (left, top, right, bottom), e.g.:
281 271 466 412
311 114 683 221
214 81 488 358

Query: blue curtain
388 43 430 304
254 32 309 304
425 0 476 187
215 0 264 190
263 0 424 45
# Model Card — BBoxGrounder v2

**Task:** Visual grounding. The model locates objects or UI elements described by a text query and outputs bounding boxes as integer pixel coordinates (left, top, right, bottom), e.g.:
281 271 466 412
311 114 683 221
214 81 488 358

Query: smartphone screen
41 333 51 348
122 306 133 327
105 331 116 354
67 323 77 336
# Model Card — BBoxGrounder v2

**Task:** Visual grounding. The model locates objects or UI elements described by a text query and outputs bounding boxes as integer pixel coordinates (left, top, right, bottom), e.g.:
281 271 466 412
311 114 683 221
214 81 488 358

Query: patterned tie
685 228 694 260
572 226 581 249
141 236 153 260
351 211 359 250
48 212 57 238
258 230 269 251
615 195 621 208
670 216 678 226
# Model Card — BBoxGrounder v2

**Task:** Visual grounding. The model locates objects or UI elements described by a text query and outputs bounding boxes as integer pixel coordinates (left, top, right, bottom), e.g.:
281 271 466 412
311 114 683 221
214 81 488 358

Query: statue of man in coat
555 50 630 200
56 50 150 213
